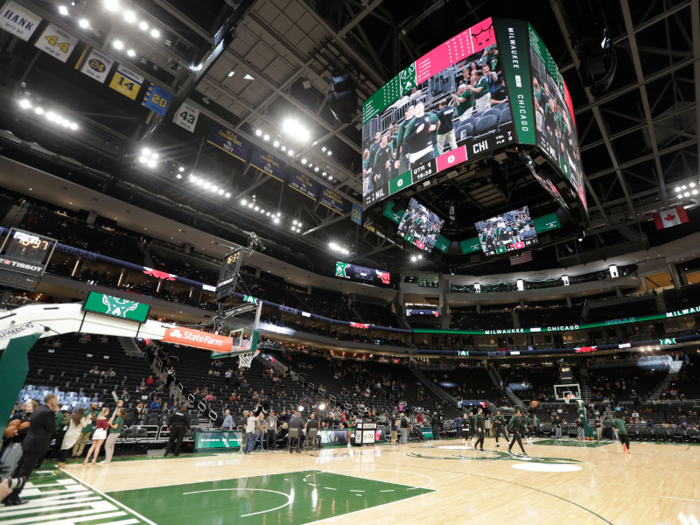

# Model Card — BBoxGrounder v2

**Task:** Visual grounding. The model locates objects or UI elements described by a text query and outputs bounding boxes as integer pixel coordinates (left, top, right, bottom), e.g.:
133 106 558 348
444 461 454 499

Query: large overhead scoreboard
361 17 586 215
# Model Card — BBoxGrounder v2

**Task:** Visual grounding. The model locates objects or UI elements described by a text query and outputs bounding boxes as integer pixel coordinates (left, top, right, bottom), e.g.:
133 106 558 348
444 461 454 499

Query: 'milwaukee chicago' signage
416 305 700 336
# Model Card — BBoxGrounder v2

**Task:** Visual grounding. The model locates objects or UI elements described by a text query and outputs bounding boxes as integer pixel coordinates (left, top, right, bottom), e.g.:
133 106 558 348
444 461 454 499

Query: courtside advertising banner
163 327 234 352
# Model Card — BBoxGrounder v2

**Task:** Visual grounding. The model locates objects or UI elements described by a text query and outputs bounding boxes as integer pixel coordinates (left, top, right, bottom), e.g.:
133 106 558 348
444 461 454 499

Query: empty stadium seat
473 115 498 139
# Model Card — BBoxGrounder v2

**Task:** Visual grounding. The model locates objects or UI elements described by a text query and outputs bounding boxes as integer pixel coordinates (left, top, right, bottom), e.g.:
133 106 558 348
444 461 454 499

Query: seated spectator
146 375 155 385
150 398 162 411
119 389 130 402
89 366 100 375
103 368 116 378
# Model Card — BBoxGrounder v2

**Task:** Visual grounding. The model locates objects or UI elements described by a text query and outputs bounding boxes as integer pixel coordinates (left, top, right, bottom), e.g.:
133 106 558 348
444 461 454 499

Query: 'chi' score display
361 17 587 216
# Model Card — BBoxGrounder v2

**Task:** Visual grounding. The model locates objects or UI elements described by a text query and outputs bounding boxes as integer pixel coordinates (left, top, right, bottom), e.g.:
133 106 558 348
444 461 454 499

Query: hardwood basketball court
2 437 698 525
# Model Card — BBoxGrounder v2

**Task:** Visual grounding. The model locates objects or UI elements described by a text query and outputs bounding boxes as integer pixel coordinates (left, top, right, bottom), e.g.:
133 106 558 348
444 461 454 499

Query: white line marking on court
349 490 364 492
662 496 700 503
183 488 291 517
34 471 57 475
321 469 435 490
60 469 158 525
324 487 336 490
379 490 394 493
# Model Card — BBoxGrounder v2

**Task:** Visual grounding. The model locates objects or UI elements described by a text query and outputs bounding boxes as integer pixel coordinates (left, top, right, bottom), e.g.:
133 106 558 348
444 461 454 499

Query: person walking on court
474 408 486 452
612 417 631 454
84 407 110 466
400 414 410 445
5 395 57 506
101 408 126 464
164 404 190 457
492 410 506 447
508 409 528 456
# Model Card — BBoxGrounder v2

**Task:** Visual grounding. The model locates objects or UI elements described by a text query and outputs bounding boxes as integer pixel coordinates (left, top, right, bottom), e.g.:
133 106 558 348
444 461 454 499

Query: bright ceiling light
281 146 286 151
127 49 136 57
301 159 307 164
254 206 259 211
263 134 270 141
147 160 156 168
314 167 319 172
176 174 182 179
196 180 204 187
322 172 327 176
211 186 218 192
684 192 690 197
139 21 148 31
151 153 159 160
273 141 279 147
78 19 90 28
682 185 688 190
241 199 247 206
244 74 254 80
227 71 235 77
288 150 294 156
225 193 231 198
327 150 332 156
35 107 43 115
411 256 417 262
298 223 302 228
204 182 211 189
178 167 185 172
274 217 280 224
105 0 119 11
676 187 682 192
19 99 31 109
142 148 151 156
248 203 253 208
691 183 696 188
418 255 422 259
328 176 333 181
58 5 68 15
113 40 124 50
70 123 78 131
123 10 135 22
293 220 298 225
138 156 147 164
693 190 698 195
321 146 326 151
255 129 262 136
150 29 160 38
329 242 339 251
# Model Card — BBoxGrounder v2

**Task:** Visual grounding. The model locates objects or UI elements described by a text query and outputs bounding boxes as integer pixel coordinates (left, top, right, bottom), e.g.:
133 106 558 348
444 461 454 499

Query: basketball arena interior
0 0 699 523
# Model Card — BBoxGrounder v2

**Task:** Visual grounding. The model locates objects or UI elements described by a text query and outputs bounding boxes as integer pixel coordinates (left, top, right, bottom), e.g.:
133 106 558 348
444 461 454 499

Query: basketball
4 427 17 438
18 421 30 430
531 401 538 407
7 419 20 428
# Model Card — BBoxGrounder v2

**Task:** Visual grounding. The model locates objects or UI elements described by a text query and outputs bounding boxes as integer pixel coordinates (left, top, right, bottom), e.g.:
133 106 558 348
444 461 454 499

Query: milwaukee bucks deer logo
102 295 139 318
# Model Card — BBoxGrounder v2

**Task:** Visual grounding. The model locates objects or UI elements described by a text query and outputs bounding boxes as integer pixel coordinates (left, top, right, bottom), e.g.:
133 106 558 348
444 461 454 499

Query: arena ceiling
0 0 698 275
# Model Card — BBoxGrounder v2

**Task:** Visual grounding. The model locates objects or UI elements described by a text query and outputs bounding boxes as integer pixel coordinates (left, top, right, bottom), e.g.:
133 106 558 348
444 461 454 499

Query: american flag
510 250 532 266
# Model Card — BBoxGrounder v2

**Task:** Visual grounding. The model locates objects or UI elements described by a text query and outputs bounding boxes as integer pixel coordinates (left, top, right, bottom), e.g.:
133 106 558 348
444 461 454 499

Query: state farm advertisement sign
162 327 233 352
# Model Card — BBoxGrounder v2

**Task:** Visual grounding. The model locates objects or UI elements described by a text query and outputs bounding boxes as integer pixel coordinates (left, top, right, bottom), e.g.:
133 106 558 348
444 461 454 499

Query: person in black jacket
431 413 440 442
164 404 190 457
474 408 486 452
5 394 57 506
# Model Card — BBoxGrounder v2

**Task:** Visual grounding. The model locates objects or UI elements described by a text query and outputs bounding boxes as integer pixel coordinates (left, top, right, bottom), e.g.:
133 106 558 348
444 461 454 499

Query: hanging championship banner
110 64 144 101
0 1 41 41
75 46 114 83
351 203 362 225
142 83 173 116
250 146 286 182
172 101 200 133
288 169 318 200
320 186 345 215
207 122 249 162
34 22 78 63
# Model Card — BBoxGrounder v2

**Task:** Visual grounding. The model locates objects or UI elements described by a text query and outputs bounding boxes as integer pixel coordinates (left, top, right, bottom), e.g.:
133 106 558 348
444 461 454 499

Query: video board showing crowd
361 18 517 209
529 25 587 211
475 206 539 256
397 198 445 253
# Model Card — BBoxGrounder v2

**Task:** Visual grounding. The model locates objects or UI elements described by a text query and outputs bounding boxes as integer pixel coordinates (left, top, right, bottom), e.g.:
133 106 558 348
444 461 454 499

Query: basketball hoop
238 349 260 369
564 394 573 404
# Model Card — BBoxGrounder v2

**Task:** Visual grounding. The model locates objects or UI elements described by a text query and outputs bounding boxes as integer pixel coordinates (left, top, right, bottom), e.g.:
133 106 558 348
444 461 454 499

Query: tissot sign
162 327 233 352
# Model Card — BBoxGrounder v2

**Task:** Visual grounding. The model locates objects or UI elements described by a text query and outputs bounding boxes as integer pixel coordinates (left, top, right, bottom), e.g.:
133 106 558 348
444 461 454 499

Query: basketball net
564 394 573 404
238 349 260 369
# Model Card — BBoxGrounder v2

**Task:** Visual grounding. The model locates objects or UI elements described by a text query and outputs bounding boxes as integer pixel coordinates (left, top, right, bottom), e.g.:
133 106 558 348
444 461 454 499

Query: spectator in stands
84 408 110 466
103 368 116 378
134 402 146 424
225 369 233 383
150 398 162 411
89 366 101 376
100 335 108 343
101 408 126 465
58 408 89 468
119 389 131 402
146 375 155 386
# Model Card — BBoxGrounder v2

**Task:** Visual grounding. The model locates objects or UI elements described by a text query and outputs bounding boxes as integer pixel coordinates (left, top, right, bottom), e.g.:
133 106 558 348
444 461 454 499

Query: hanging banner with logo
34 22 78 63
351 203 362 225
142 83 172 116
110 64 144 101
0 1 41 41
75 46 114 83
459 237 482 255
320 186 345 215
82 291 150 323
162 326 234 353
288 169 318 200
250 146 286 182
434 234 450 253
207 122 249 162
172 101 200 133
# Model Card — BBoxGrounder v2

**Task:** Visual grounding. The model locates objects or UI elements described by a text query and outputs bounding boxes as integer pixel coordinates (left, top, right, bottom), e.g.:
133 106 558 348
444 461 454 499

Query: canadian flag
653 207 689 229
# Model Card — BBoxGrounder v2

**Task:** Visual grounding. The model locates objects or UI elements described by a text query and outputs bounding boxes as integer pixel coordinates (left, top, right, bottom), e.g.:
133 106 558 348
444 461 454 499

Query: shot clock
214 246 244 302
0 228 57 290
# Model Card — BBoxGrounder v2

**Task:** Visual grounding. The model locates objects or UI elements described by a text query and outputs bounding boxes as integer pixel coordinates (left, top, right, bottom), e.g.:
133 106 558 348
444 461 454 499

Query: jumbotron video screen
475 206 538 256
397 198 445 252
362 18 516 209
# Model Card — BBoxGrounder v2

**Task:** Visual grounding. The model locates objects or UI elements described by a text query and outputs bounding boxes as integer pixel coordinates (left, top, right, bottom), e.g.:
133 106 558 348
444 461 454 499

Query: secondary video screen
475 206 539 256
397 198 445 253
